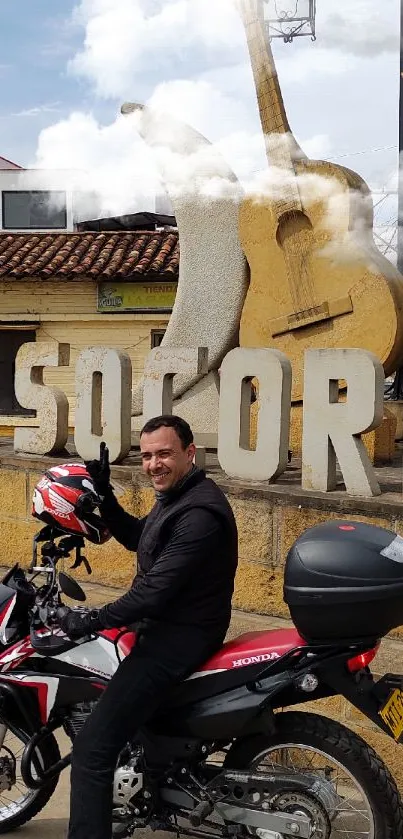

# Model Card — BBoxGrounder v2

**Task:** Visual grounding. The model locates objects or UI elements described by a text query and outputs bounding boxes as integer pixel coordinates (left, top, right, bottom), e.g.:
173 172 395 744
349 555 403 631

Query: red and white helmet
32 464 111 544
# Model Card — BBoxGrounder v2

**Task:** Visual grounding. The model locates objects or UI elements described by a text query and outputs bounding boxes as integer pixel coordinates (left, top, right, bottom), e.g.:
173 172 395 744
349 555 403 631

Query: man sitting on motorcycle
58 414 238 839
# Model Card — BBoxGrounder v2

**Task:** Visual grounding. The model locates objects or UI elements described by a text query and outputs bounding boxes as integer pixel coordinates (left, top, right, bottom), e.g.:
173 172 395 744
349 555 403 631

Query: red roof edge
0 155 24 170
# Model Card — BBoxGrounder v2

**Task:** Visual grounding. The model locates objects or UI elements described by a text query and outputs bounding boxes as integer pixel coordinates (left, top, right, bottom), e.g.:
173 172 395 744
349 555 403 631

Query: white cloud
68 0 399 103
30 0 399 228
148 77 251 142
317 0 399 56
69 0 242 98
275 46 357 85
30 90 335 218
11 102 61 118
302 134 333 160
268 0 398 56
32 110 161 218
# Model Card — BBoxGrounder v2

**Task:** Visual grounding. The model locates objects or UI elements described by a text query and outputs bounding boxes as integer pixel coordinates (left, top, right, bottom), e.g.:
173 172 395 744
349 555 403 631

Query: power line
326 144 397 161
250 145 398 176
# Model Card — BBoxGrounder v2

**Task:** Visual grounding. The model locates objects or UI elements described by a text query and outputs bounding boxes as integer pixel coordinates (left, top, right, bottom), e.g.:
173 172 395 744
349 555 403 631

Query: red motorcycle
0 520 401 838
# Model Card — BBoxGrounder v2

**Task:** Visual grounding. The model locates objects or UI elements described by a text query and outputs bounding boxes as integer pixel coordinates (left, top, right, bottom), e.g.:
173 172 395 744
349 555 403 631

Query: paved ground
5 592 403 838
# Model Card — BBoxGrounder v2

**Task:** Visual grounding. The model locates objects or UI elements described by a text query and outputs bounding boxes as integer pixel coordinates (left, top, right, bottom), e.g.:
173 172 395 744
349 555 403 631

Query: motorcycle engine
63 701 98 739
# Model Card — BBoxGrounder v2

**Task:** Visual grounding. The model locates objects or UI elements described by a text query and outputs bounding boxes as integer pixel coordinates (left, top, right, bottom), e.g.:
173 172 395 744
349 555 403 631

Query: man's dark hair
140 415 194 449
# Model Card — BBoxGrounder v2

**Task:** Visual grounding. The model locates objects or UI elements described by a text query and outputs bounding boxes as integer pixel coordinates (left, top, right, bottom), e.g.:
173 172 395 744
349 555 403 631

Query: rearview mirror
59 572 86 603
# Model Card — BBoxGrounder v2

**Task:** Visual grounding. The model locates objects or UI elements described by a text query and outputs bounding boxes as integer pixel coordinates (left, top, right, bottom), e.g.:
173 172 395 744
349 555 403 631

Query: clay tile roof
0 232 179 282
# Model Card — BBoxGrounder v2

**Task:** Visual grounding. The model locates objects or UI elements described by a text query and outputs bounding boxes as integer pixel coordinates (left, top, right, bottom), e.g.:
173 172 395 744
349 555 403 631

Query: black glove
85 441 111 499
57 606 102 640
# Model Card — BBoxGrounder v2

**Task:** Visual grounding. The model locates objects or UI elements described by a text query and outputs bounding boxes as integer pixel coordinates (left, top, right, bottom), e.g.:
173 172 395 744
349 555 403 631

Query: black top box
284 520 403 643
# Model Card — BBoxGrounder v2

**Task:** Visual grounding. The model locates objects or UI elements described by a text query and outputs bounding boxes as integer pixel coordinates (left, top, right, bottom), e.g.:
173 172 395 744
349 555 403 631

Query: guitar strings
254 21 318 317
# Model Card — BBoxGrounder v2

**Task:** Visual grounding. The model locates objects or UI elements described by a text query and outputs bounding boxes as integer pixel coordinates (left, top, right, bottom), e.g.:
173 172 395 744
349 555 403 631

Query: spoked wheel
225 712 403 839
0 723 60 833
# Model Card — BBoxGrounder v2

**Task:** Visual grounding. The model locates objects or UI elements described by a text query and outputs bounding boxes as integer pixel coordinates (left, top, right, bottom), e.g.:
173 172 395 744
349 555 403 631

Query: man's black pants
67 625 224 839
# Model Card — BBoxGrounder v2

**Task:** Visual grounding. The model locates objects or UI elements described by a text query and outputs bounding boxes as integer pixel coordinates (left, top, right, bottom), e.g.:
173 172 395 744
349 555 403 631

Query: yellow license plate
379 689 403 741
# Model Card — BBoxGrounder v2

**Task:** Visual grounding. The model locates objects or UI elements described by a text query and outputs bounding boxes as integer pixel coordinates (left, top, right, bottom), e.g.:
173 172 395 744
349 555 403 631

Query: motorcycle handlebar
30 530 89 573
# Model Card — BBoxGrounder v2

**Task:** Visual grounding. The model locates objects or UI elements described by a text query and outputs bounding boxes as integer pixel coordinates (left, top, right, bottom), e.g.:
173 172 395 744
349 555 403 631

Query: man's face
140 426 196 492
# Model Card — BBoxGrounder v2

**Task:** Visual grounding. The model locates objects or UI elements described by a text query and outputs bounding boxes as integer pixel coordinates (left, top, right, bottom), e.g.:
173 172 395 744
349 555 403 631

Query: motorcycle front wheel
0 722 60 833
225 711 403 839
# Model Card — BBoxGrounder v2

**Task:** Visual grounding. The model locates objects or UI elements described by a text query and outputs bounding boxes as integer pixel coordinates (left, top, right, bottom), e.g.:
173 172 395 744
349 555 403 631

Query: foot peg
189 800 214 826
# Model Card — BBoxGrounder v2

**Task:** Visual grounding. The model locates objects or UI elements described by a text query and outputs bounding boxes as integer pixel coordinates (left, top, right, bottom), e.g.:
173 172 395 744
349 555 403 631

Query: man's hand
57 607 102 639
85 441 111 499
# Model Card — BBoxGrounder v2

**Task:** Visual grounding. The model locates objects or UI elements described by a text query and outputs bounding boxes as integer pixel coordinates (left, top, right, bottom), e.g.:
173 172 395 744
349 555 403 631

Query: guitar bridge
270 295 353 337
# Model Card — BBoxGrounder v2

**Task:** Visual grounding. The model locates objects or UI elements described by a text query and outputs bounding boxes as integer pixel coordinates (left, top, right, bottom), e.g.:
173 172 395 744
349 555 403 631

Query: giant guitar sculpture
238 0 403 401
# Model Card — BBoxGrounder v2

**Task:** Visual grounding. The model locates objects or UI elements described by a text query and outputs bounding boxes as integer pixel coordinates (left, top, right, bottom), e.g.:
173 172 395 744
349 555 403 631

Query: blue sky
1 0 249 167
0 0 122 164
0 0 400 243
1 2 76 164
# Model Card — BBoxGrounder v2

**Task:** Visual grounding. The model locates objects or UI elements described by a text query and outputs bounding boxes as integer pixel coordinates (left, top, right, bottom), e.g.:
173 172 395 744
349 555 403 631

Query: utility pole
398 0 403 274
387 0 403 398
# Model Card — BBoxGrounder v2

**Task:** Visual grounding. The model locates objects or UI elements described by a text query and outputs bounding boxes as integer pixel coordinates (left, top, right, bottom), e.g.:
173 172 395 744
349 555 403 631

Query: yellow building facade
0 231 178 433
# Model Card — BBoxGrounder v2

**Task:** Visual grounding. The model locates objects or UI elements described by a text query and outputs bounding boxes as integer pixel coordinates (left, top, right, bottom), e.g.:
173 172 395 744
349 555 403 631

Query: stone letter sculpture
302 348 384 496
74 347 132 463
14 342 70 456
218 347 292 481
143 347 209 422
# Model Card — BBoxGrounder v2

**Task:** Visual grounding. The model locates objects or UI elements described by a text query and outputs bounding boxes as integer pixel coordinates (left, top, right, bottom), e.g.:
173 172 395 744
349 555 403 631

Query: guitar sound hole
276 209 313 249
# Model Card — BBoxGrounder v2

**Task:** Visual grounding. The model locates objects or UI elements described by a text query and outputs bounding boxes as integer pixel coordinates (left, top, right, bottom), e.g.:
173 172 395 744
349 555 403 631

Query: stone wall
1 451 402 616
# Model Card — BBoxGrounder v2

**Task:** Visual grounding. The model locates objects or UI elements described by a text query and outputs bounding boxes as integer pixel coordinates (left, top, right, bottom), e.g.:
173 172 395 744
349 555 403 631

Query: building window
2 191 67 230
151 329 166 348
0 330 36 415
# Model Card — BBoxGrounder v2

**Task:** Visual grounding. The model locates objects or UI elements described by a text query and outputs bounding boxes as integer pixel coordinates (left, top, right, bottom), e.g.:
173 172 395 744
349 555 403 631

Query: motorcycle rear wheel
0 723 60 833
225 711 403 839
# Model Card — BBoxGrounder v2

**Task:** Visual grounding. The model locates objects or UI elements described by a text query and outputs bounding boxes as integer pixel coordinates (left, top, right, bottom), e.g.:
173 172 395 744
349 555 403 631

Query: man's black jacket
98 469 238 637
